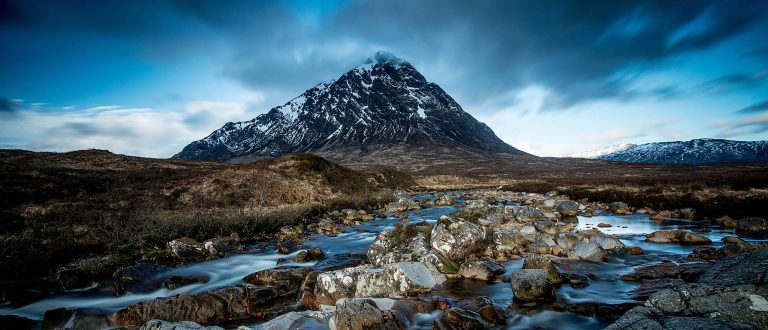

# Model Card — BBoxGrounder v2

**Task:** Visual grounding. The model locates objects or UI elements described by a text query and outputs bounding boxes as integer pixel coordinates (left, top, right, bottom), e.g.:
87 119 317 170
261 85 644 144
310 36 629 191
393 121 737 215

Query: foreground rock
141 320 224 330
329 298 403 330
523 254 562 284
430 216 486 262
697 250 768 293
247 310 333 330
367 224 457 273
571 241 607 263
510 269 554 303
313 265 373 306
355 262 447 298
607 284 768 329
735 217 768 237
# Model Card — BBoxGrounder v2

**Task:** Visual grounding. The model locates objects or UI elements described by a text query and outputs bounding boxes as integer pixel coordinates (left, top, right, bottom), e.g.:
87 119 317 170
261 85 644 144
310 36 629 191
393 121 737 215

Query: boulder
458 259 505 281
510 269 554 302
314 265 372 306
523 254 562 284
367 227 431 266
590 234 627 254
697 250 768 293
355 262 446 298
167 238 206 261
736 217 768 237
277 225 305 242
329 298 403 330
555 233 581 250
510 206 546 223
645 230 711 244
647 284 768 328
140 320 224 330
295 248 325 263
714 215 738 228
384 190 420 212
243 266 312 292
571 241 607 263
202 237 237 255
55 255 125 290
430 216 486 261
312 253 367 272
436 308 495 330
314 219 342 235
542 199 556 208
454 296 507 325
533 219 558 235
609 202 630 215
680 232 712 244
249 310 333 330
557 201 579 218
629 278 685 300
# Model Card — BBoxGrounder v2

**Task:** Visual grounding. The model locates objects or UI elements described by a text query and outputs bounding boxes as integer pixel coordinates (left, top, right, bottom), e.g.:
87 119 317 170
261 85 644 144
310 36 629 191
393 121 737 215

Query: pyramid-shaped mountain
174 51 529 163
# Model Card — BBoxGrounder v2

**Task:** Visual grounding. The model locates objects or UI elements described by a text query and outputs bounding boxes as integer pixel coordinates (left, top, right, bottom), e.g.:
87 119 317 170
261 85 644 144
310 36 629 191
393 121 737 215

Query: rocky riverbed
2 189 767 330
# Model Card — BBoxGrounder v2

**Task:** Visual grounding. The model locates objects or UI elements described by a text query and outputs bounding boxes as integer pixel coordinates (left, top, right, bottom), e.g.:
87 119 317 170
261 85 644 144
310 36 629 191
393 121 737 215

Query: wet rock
609 202 630 215
163 274 209 290
523 254 562 284
140 319 223 330
555 233 581 250
458 259 506 281
250 310 333 330
698 250 768 293
113 263 170 295
597 223 612 228
329 298 402 330
562 273 591 288
203 237 237 255
571 241 607 263
647 284 768 328
533 219 558 235
510 269 554 303
314 219 342 235
431 216 486 261
527 241 552 255
167 238 206 261
542 199 556 208
69 308 114 330
314 265 373 305
355 262 446 298
436 308 495 330
621 262 680 281
645 230 711 244
115 284 280 326
295 248 325 263
557 201 579 218
714 215 738 228
629 278 685 300
590 233 627 254
509 206 546 223
735 217 768 237
628 246 644 255
277 225 305 242
650 210 672 221
243 266 312 292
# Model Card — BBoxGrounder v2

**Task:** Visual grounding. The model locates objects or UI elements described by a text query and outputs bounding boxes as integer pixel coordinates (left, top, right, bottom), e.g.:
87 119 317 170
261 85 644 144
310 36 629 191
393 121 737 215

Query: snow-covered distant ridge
571 139 768 164
568 143 637 158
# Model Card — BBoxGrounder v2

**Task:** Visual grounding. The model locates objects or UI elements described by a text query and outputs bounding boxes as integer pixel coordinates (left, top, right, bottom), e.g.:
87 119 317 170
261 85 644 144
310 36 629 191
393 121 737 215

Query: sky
1 0 767 157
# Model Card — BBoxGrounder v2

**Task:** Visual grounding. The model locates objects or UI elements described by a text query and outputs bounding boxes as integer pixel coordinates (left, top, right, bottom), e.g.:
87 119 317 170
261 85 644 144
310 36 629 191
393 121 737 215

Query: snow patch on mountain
568 143 637 158
578 139 768 164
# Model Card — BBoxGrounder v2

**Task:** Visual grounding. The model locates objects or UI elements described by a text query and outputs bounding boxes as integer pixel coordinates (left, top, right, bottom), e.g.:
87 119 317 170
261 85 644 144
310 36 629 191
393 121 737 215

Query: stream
0 192 761 329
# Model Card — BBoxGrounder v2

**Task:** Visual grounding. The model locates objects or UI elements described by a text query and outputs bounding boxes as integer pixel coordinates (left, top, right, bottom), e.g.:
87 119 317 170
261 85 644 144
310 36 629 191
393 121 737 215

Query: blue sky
1 0 767 157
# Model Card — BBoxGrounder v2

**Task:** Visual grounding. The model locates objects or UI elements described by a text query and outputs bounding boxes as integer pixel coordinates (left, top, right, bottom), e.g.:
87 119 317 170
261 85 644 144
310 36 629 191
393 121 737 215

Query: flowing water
0 192 761 329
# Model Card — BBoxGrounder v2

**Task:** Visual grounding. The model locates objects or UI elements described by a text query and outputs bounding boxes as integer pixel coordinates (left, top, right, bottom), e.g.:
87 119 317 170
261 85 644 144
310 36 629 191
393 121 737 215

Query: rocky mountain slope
174 51 528 163
580 139 768 164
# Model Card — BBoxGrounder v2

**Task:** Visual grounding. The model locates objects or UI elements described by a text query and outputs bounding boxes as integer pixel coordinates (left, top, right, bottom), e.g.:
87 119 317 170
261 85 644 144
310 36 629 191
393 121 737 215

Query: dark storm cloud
737 100 768 113
2 0 766 111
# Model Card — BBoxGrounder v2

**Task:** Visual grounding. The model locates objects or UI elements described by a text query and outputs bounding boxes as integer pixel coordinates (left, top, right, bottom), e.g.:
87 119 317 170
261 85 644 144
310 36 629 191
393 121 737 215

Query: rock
367 226 431 266
542 199 556 208
140 320 224 330
609 202 630 215
55 255 125 290
437 308 495 330
736 217 768 237
629 278 685 300
42 308 74 330
113 263 170 295
314 265 372 305
650 210 672 221
532 219 558 235
243 266 312 292
202 237 237 255
510 269 554 303
645 230 711 244
557 201 579 218
250 310 333 330
562 273 591 288
355 262 447 298
315 219 342 235
509 206 546 223
69 308 114 330
714 215 738 228
606 304 755 330
555 233 580 250
647 284 768 328
678 208 696 219
430 216 486 261
458 259 505 281
167 238 206 261
527 241 552 254
621 262 680 281
329 298 402 330
312 253 367 272
698 250 768 293
523 254 562 284
680 232 712 244
295 248 325 262
628 246 644 255
115 284 279 326
571 241 607 263
384 190 420 212
590 234 627 254
277 225 305 242
597 223 612 228
454 296 507 325
545 190 559 197
163 274 209 290
519 225 537 235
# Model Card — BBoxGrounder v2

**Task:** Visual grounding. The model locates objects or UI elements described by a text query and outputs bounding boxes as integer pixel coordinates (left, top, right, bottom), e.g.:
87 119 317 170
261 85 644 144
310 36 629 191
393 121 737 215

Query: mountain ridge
573 138 768 164
174 51 528 163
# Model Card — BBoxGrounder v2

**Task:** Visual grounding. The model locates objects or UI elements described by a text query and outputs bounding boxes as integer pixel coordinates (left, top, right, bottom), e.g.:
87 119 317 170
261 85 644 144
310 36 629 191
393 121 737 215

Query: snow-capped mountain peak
568 143 637 158
570 139 768 164
174 51 527 162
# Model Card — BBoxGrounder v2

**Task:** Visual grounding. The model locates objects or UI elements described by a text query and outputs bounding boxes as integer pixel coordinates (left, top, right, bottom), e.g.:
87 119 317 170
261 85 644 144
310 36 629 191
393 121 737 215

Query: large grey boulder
355 262 446 298
557 201 580 218
523 254 562 284
314 265 373 305
571 241 607 262
458 259 505 281
510 269 554 302
697 250 768 293
329 298 403 330
249 310 333 330
366 226 458 273
590 234 627 254
509 206 546 223
430 216 486 261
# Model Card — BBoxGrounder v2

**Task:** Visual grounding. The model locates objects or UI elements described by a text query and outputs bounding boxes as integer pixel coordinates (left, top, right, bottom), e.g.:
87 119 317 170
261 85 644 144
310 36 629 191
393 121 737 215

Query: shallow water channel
0 192 759 329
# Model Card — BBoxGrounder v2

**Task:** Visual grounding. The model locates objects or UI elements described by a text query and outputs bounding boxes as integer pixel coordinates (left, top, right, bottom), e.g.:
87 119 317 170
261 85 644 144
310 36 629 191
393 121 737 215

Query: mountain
567 143 637 159
576 139 768 164
174 51 528 164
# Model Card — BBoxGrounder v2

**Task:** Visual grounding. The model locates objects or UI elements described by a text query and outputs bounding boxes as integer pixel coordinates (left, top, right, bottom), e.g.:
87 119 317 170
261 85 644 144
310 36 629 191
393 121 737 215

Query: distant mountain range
570 139 768 164
174 51 528 163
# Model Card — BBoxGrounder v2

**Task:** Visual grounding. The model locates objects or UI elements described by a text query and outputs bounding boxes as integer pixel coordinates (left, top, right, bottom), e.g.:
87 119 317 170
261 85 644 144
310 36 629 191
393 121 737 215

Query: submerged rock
243 266 312 292
249 310 333 330
436 308 495 330
454 296 507 325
